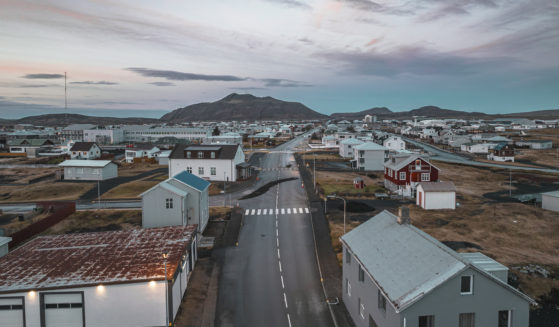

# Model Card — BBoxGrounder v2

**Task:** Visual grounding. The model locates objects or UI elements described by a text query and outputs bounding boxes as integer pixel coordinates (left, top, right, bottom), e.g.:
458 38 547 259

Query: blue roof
173 171 210 192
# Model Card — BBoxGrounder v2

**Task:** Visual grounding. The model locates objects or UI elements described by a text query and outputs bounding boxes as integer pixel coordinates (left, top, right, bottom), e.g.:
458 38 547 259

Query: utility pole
64 72 67 123
313 153 316 190
223 171 226 208
509 168 512 198
97 180 101 210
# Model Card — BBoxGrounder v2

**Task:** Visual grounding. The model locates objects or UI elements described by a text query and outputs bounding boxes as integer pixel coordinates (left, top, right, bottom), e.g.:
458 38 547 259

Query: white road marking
276 220 278 227
279 261 282 272
283 292 288 309
287 208 291 214
251 209 255 215
281 275 285 289
277 237 279 247
245 209 249 215
305 207 309 213
277 248 280 259
276 208 279 214
257 209 261 215
281 208 285 214
293 208 297 214
270 209 274 214
263 209 267 215
299 208 303 214
276 229 278 237
287 313 292 327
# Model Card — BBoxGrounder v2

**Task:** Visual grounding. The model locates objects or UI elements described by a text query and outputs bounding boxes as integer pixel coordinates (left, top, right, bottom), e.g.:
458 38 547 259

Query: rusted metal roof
0 226 197 293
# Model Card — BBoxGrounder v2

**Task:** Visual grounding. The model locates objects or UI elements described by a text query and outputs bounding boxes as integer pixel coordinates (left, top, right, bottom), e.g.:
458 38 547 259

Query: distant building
168 144 245 182
69 142 101 160
340 208 534 327
487 143 515 162
205 132 243 145
352 142 388 171
8 139 56 158
515 140 553 150
60 124 97 142
141 171 210 233
416 181 456 210
384 155 439 197
339 138 364 158
59 160 118 181
461 143 490 154
383 136 406 152
83 128 124 144
122 125 209 143
125 143 160 163
0 226 198 327
542 190 559 212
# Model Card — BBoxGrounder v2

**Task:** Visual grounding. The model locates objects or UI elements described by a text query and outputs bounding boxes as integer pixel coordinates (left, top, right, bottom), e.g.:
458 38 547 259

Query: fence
8 201 76 249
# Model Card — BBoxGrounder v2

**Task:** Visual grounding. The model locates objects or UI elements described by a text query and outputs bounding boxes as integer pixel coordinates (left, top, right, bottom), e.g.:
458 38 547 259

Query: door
42 293 84 327
0 297 24 327
418 191 422 207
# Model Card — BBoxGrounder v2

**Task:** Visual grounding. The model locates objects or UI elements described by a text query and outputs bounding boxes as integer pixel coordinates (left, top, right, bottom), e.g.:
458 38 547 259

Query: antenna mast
65 72 67 122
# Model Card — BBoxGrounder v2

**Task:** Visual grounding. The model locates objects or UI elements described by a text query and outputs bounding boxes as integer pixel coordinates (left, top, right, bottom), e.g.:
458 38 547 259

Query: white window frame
186 167 192 174
347 279 351 297
421 173 430 182
198 167 204 175
211 167 216 176
360 302 365 319
166 198 173 209
400 171 406 180
460 275 473 295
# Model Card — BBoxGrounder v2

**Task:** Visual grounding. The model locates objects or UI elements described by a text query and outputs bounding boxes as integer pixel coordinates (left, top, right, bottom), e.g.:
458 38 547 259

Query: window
358 298 365 319
419 315 435 327
211 152 215 158
377 290 386 311
211 167 216 175
186 151 191 158
459 313 475 327
400 172 406 180
346 279 351 296
186 167 192 174
345 248 351 264
91 168 100 175
358 265 365 282
421 173 430 182
415 159 422 169
461 275 473 294
198 167 204 175
198 152 204 158
498 310 511 327
166 198 173 209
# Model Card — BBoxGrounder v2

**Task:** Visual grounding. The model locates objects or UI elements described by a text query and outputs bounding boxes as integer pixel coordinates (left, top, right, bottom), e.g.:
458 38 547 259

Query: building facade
384 155 439 197
69 142 101 160
416 182 456 210
352 142 388 171
59 160 118 181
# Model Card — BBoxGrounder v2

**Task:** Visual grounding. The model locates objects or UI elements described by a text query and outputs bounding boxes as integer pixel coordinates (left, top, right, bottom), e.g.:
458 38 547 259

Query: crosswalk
257 167 298 172
245 207 310 216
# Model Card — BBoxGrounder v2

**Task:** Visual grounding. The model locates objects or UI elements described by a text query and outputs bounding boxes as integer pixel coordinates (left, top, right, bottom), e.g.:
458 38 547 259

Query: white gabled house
352 142 388 171
125 143 160 163
461 143 490 154
168 144 246 182
69 142 101 160
416 181 456 210
383 136 406 152
339 138 364 158
141 171 210 233
59 160 118 181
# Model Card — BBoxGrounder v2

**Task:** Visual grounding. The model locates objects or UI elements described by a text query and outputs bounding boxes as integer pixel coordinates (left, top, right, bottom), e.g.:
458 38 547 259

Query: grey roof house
340 208 534 327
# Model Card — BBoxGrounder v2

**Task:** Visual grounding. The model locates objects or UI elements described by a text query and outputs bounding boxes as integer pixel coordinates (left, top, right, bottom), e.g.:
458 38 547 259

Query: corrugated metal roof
159 181 189 197
58 160 113 167
340 210 465 311
458 252 508 273
169 144 240 160
173 171 210 192
340 138 364 145
0 226 197 293
0 237 11 246
354 142 386 151
542 190 559 198
70 142 96 151
418 181 456 192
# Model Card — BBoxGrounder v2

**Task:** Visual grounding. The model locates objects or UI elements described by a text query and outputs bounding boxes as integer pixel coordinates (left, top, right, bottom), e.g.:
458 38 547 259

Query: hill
160 93 327 122
0 114 159 126
330 107 392 120
331 105 489 120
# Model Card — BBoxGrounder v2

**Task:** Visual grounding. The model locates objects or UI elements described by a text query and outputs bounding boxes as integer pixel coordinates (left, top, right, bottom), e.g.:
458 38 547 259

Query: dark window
166 198 173 209
419 315 435 327
71 303 83 308
58 303 71 308
0 305 11 310
459 313 475 327
358 265 365 282
377 290 386 311
45 303 58 309
345 248 351 264
498 310 510 327
461 276 472 294
11 305 23 310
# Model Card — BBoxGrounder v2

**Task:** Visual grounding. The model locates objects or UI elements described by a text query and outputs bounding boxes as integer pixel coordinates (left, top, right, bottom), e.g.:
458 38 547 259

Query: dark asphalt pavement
216 134 334 327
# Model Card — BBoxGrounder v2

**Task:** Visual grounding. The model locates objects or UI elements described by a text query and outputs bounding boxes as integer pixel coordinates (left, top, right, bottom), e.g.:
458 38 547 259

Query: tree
212 126 221 136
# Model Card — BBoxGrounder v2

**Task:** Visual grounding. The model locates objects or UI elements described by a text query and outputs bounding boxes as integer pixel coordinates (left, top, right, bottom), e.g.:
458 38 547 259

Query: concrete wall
63 164 117 181
542 194 559 212
402 267 530 327
355 149 386 171
142 186 186 228
342 245 401 327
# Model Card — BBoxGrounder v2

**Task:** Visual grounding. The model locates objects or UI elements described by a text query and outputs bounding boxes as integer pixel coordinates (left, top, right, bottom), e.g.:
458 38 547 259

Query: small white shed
59 160 118 181
416 181 456 210
542 190 559 212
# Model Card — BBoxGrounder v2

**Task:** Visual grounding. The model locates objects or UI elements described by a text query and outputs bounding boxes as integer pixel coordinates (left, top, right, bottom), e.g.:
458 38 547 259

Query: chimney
397 206 411 225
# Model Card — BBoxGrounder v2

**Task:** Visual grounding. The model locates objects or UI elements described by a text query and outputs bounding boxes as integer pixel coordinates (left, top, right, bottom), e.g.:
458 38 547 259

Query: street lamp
327 194 347 235
163 251 169 327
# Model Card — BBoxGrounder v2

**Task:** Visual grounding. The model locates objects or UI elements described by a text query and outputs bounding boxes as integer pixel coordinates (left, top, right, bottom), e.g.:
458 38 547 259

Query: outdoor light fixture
327 194 347 235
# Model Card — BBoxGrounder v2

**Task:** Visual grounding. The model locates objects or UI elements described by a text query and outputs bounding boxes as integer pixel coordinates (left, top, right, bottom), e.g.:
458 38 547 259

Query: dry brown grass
43 209 142 235
301 153 344 161
0 211 51 235
315 170 385 197
0 181 95 202
101 173 167 199
515 148 558 168
0 167 57 184
209 207 232 219
117 163 162 177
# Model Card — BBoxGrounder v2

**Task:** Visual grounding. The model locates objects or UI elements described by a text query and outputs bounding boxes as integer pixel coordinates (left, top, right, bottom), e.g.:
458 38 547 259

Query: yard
43 209 142 234
101 171 167 199
315 170 385 197
0 181 95 202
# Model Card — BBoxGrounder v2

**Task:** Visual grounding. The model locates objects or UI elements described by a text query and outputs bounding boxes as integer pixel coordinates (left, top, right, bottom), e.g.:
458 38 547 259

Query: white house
383 136 406 152
542 190 559 212
69 142 101 160
125 143 160 163
416 181 456 210
59 160 118 181
83 128 124 144
0 226 198 327
352 142 388 171
205 132 243 145
461 143 490 154
0 237 11 258
8 139 56 158
141 171 210 233
168 144 245 182
322 135 338 147
515 140 553 149
339 138 364 158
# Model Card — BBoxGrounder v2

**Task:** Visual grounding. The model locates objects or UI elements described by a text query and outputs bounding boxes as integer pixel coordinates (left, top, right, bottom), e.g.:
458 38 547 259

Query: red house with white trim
384 155 439 197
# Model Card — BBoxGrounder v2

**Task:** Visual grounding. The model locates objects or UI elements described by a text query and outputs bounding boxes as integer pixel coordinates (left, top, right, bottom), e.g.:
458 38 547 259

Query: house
8 139 55 158
125 143 160 163
0 236 11 258
83 128 124 144
141 171 210 233
69 142 101 160
515 140 553 149
156 150 172 165
59 160 118 181
322 135 338 147
168 144 245 182
340 208 533 327
542 190 559 212
461 143 490 154
0 226 198 327
416 181 456 210
352 142 388 171
488 143 515 162
384 155 439 197
339 138 364 158
60 124 97 142
383 136 405 152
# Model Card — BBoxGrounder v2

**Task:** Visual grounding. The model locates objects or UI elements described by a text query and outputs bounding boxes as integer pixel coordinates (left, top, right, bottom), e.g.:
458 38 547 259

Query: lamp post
327 194 346 234
163 251 169 327
313 152 316 190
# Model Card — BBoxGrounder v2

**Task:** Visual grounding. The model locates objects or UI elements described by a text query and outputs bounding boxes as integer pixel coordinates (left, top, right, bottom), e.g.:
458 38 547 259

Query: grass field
315 170 385 197
0 181 95 202
101 173 167 199
43 210 142 235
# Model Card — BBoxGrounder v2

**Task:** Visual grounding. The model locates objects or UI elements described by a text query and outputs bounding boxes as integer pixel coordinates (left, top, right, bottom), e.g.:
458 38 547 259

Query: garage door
43 293 83 327
0 297 24 327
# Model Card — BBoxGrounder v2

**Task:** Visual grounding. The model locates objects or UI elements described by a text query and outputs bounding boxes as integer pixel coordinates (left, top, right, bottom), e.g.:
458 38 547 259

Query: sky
0 0 558 119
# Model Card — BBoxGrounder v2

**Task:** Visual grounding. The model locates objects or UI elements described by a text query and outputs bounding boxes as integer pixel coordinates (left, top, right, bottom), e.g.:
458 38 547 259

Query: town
0 106 558 327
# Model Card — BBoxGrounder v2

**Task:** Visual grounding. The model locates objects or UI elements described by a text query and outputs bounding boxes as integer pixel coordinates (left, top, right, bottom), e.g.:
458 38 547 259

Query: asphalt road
405 137 559 173
215 133 334 327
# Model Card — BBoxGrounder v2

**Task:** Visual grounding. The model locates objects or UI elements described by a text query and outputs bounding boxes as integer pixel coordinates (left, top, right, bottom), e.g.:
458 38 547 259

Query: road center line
281 275 285 289
287 313 292 327
279 261 282 272
283 292 288 309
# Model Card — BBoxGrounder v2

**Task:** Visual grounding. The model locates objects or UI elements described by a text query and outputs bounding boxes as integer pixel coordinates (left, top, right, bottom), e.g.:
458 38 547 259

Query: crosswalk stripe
244 208 310 216
245 209 249 215
276 209 279 214
257 209 261 215
263 209 267 215
287 208 291 214
281 208 285 214
251 209 255 215
305 208 309 213
299 208 303 214
270 209 274 215
293 208 297 214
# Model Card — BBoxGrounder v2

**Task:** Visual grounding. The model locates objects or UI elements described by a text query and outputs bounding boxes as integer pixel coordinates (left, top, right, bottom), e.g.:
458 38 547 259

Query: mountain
499 109 559 119
0 114 159 126
330 107 392 120
160 93 327 122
